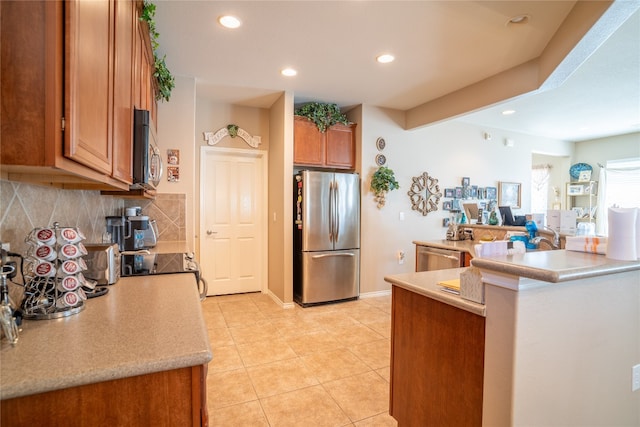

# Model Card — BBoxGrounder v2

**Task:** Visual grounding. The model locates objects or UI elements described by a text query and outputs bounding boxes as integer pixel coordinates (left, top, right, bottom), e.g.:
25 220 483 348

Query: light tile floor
203 292 398 427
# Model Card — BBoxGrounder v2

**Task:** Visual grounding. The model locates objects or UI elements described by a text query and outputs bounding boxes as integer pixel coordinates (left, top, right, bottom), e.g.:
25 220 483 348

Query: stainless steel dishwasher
416 245 465 271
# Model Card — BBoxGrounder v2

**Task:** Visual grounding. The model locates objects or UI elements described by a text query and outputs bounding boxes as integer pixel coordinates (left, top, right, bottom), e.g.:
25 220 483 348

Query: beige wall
156 75 197 250
574 131 640 172
358 105 574 294
267 92 294 304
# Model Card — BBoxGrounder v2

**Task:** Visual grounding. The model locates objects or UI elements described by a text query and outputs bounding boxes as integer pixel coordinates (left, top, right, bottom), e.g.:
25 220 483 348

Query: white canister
606 207 638 261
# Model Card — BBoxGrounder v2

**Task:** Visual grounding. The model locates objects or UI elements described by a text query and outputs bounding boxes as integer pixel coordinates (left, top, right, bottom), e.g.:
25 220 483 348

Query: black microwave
132 109 162 190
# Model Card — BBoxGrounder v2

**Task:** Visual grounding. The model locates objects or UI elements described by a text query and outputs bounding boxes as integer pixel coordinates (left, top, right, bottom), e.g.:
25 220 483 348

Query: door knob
206 230 217 235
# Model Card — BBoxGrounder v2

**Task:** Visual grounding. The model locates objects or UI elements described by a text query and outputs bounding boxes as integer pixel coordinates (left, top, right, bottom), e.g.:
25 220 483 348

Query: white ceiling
154 1 640 142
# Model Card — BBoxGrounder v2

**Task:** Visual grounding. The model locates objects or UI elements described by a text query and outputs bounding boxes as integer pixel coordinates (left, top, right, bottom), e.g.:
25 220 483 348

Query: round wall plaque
375 154 387 166
376 137 386 151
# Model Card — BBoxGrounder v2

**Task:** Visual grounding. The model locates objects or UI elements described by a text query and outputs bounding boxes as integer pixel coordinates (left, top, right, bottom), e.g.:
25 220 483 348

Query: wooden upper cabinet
293 116 356 170
133 4 157 129
112 0 135 184
325 123 356 169
293 116 325 166
0 0 155 190
65 0 114 175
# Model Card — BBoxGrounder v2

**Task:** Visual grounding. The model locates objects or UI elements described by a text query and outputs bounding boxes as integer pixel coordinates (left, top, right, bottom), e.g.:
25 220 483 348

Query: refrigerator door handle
311 253 355 259
334 181 340 241
328 181 334 241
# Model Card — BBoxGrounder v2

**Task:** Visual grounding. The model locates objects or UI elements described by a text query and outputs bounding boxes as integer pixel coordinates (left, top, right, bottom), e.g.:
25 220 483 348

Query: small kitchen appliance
84 243 120 285
131 109 163 190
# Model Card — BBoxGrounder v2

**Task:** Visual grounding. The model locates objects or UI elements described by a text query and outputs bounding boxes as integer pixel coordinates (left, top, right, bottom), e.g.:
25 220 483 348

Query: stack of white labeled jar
22 223 96 319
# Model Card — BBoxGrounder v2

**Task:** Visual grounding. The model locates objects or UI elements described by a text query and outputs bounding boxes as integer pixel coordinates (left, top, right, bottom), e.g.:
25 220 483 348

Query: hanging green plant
294 102 350 133
140 1 175 102
371 166 400 208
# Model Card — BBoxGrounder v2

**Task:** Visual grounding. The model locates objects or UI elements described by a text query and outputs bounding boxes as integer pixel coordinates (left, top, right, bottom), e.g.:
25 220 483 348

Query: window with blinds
605 158 640 209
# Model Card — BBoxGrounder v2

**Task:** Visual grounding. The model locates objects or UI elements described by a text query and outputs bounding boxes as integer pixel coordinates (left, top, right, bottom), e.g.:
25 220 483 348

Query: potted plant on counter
371 166 400 208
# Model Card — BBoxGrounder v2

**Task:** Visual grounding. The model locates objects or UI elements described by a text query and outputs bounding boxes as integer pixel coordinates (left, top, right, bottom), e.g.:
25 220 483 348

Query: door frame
199 146 268 294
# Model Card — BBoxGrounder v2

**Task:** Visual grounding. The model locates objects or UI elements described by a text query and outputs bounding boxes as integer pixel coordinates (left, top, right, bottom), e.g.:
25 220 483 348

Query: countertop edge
2 351 213 401
384 269 486 317
471 251 640 283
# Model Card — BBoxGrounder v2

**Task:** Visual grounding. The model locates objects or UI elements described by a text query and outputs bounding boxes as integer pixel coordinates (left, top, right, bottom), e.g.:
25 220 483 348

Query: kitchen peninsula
1 274 212 426
385 250 640 426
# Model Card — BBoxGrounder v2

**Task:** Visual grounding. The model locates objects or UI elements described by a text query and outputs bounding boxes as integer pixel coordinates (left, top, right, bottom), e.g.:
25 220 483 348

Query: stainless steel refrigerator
293 171 360 306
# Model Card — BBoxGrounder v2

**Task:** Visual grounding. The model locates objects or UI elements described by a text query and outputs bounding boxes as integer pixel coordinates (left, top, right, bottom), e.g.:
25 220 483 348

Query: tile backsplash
0 179 186 256
124 194 186 242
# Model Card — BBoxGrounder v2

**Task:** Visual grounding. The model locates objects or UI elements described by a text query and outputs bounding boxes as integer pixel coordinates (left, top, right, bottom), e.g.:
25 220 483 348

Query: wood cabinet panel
1 365 208 427
293 116 325 166
64 0 114 174
325 123 356 168
390 286 485 426
112 0 135 184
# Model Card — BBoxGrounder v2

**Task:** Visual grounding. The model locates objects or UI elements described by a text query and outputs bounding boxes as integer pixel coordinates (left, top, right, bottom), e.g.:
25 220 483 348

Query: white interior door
200 148 267 295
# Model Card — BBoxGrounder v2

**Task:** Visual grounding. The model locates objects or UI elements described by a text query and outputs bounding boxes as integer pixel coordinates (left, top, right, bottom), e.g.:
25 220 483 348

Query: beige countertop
471 250 640 283
384 267 486 317
0 273 212 400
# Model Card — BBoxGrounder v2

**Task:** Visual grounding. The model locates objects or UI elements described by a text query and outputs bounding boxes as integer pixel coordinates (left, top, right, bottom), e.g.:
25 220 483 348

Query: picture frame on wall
444 188 454 198
455 187 463 199
498 181 521 208
462 177 470 187
485 186 497 200
443 201 452 210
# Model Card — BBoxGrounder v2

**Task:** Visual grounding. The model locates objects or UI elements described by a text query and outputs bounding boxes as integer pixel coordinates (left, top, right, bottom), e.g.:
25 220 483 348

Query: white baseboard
267 289 296 309
359 289 392 299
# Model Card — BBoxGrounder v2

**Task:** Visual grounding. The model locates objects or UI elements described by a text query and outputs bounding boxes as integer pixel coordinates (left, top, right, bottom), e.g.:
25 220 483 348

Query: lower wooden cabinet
293 116 356 169
390 286 485 426
1 365 208 427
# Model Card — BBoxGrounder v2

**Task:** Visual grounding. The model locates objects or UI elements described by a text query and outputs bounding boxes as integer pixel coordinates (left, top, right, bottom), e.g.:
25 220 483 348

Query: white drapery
531 164 551 214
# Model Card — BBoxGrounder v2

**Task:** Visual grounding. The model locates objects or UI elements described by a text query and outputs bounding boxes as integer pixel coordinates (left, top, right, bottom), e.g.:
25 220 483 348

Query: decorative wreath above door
407 172 442 216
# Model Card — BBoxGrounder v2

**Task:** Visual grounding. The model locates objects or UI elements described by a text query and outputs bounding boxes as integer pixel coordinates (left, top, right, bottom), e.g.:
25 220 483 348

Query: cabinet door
64 0 114 174
294 116 324 166
325 123 355 169
112 0 134 184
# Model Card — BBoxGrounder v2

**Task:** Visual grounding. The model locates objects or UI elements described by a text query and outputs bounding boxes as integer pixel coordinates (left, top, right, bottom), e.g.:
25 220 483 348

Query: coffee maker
124 215 150 251
106 213 157 251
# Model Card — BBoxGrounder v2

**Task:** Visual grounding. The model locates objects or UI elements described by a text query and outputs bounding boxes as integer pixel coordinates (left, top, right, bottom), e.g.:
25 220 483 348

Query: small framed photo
498 181 521 208
442 218 450 227
485 186 497 200
167 149 180 165
471 185 478 198
455 187 463 199
477 187 485 199
578 170 592 182
462 177 470 187
443 201 452 210
568 184 584 195
167 166 180 182
444 188 454 198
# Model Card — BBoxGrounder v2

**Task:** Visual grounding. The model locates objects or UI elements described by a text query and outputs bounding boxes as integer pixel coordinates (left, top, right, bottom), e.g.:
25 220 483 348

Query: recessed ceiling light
376 54 395 64
502 110 516 116
507 14 530 25
281 68 297 77
218 15 241 29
